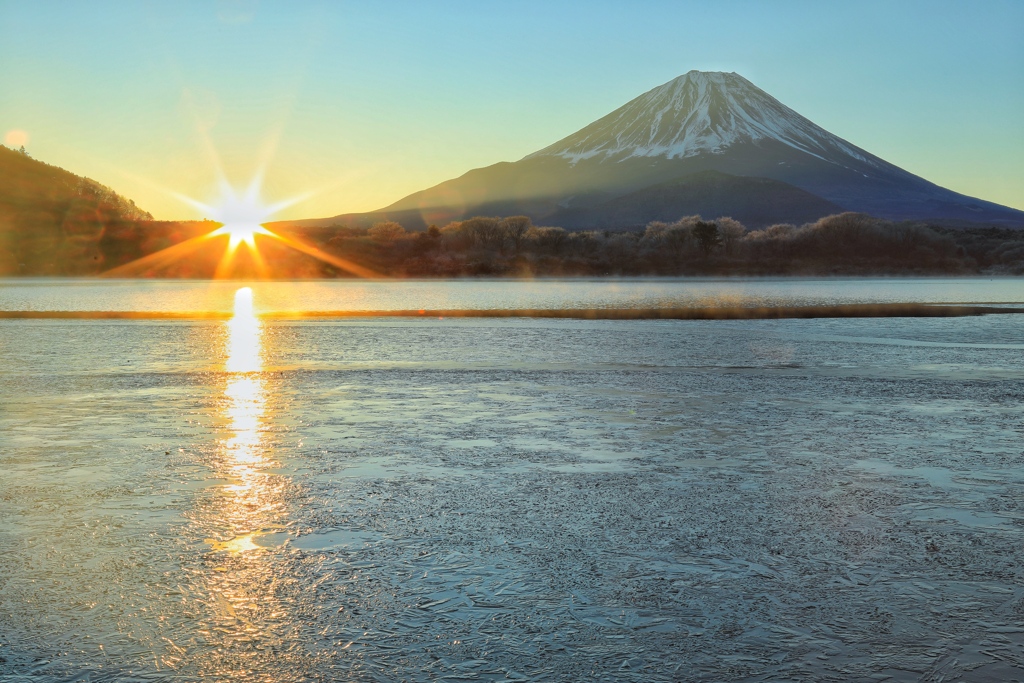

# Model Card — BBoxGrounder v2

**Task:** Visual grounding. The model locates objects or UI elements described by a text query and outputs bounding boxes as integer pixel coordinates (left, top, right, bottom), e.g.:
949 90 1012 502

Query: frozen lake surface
1 279 1023 681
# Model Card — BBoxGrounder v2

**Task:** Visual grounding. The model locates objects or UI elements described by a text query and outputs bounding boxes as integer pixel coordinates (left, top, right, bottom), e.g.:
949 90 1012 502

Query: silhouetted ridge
0 145 153 274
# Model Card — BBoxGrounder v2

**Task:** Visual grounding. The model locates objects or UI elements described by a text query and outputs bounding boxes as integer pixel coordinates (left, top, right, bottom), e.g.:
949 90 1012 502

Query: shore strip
1 304 1023 321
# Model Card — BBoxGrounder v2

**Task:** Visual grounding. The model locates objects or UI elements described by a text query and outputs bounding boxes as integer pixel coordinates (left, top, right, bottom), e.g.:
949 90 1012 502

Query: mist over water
1 279 1023 681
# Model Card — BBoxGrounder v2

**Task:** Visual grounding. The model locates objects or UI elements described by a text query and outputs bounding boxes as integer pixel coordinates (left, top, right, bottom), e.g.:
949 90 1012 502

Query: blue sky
1 0 1022 219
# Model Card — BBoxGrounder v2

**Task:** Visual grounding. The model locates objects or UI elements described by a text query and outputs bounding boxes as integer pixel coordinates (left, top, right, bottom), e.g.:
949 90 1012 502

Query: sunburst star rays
100 174 380 279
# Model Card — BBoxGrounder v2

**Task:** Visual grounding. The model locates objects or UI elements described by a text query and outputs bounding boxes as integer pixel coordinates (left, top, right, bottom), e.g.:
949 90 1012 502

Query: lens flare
4 129 29 147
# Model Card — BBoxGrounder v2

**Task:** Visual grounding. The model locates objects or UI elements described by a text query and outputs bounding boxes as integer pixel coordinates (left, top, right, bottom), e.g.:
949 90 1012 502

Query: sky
1 0 1022 220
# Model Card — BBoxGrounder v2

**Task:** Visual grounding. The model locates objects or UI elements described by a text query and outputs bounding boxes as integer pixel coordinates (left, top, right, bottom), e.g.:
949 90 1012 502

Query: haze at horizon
1 0 1021 221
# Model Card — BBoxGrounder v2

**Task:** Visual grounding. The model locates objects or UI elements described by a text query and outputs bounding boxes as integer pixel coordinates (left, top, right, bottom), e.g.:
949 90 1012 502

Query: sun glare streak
100 233 219 277
246 242 271 279
272 231 382 278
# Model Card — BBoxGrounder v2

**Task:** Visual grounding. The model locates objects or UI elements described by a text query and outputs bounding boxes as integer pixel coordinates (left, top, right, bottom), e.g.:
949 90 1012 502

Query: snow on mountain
528 71 877 169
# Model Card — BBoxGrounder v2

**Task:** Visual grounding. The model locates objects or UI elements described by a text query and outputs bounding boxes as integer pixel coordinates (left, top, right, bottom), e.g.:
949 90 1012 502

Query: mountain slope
546 171 845 229
302 71 1023 229
0 145 153 274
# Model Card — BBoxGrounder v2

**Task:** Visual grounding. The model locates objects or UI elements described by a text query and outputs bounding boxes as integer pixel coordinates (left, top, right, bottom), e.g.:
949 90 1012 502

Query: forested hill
0 145 153 275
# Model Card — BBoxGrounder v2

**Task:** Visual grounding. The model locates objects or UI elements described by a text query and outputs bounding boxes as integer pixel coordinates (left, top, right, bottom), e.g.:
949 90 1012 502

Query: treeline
305 212 1024 277
9 206 1024 278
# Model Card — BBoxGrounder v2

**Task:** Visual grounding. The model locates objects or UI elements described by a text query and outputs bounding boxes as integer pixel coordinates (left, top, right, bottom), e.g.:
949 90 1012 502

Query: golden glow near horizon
100 172 385 279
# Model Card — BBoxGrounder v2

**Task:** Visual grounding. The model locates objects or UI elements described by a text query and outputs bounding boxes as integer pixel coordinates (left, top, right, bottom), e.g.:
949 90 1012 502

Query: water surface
1 281 1023 681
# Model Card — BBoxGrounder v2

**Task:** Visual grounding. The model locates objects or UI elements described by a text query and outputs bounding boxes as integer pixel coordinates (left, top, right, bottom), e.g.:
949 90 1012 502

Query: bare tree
369 221 405 244
642 221 670 242
499 215 532 254
460 216 503 250
763 223 796 239
529 226 567 254
671 215 704 230
440 221 473 251
693 221 722 255
664 224 692 257
715 216 746 255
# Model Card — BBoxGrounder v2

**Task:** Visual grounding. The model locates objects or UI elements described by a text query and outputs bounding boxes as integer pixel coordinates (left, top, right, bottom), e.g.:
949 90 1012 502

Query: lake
1 277 1023 681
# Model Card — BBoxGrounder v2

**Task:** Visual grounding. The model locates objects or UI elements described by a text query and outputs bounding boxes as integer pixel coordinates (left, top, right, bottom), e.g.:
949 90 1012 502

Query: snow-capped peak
527 71 875 167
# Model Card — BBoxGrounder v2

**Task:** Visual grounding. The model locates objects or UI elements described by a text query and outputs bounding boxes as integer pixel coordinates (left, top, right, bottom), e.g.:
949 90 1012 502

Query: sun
206 183 277 249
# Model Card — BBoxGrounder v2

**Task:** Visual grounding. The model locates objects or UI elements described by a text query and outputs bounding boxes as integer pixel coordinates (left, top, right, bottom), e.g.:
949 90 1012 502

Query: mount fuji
300 71 1024 229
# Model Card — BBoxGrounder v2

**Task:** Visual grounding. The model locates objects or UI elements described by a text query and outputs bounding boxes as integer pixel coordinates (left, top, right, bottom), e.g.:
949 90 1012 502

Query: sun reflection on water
191 287 297 671
212 286 281 550
226 287 261 373
224 377 264 467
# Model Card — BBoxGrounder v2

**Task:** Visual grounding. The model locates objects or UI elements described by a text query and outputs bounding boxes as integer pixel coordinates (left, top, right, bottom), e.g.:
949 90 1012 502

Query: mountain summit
302 71 1023 230
528 71 876 166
